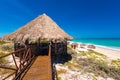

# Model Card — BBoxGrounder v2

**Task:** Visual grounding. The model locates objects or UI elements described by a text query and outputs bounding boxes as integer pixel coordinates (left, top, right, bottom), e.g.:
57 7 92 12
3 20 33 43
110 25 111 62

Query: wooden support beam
48 42 51 57
37 38 41 47
55 40 57 55
65 40 67 54
14 41 17 51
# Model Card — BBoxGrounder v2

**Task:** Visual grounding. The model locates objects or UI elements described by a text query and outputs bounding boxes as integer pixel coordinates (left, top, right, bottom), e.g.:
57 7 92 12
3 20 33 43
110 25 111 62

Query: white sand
94 46 120 59
68 41 120 60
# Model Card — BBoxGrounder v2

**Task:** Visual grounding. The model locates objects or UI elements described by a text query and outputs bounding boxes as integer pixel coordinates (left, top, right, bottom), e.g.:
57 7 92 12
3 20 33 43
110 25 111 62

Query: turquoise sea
72 38 120 48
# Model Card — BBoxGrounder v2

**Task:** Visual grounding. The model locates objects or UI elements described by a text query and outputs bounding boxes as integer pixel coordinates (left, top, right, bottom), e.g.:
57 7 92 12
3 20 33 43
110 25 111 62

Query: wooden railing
0 43 59 80
0 47 36 80
49 43 58 80
48 43 53 80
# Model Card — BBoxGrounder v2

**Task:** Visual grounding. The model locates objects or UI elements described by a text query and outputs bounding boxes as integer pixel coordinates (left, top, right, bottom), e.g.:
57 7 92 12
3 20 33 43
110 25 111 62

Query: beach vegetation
0 52 6 65
92 75 97 80
78 54 120 79
74 64 83 69
81 50 107 59
57 69 67 74
0 52 4 56
0 41 6 45
0 53 16 78
65 61 75 70
64 47 120 79
58 77 61 80
65 59 84 70
111 59 120 70
1 43 14 52
56 46 120 79
67 47 77 55
0 65 15 75
65 61 73 66
81 51 87 56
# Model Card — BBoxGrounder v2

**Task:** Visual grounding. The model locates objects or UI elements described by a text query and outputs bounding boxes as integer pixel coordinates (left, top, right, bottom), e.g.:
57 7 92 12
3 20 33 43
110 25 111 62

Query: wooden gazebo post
37 38 41 47
25 39 29 48
64 39 67 54
48 41 51 57
14 40 17 51
55 40 57 55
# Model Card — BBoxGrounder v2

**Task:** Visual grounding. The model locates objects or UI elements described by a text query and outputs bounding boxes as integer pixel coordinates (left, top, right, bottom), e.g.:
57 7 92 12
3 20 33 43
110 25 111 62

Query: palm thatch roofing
3 13 73 43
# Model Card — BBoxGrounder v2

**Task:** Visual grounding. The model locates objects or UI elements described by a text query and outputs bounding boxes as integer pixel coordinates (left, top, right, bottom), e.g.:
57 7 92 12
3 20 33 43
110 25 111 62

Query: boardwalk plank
23 56 52 80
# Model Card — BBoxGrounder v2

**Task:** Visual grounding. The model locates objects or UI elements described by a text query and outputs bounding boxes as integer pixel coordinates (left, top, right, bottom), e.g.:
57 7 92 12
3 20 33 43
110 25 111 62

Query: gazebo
3 13 73 55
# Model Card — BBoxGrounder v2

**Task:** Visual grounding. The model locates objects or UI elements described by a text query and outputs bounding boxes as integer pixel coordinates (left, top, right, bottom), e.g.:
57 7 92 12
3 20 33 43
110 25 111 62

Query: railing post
49 42 51 57
48 41 53 80
0 47 36 80
55 40 57 55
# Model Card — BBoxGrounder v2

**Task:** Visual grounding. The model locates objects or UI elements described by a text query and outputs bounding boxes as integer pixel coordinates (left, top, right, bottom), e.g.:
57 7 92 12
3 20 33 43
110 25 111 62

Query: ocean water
72 38 120 48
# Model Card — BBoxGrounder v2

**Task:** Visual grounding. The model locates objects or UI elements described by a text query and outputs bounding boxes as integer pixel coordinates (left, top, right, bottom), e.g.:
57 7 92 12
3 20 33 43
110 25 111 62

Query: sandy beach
94 46 120 59
69 41 120 60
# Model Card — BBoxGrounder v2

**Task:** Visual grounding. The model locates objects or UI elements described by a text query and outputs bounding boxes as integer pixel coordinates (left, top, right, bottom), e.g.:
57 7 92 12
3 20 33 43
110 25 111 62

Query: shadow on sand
51 53 72 80
52 53 72 64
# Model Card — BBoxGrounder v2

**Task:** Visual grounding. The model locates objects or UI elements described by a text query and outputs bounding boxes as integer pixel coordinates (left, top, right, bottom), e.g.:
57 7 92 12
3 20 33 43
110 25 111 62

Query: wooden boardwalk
23 55 52 80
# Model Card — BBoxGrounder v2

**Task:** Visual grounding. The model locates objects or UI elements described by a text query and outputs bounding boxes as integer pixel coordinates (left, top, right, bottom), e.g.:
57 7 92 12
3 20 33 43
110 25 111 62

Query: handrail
14 56 36 80
0 43 58 80
3 72 16 80
48 43 53 80
0 46 36 80
49 42 58 80
0 48 26 59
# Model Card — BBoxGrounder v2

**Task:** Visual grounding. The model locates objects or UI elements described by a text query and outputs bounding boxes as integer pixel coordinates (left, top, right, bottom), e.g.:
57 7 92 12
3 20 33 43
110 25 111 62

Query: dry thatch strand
3 13 73 42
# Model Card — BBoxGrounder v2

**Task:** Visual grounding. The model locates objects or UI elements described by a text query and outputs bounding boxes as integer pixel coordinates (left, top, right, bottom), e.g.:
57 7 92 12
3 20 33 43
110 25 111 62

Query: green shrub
111 59 120 65
58 77 61 80
0 52 4 56
65 47 120 79
79 57 120 79
57 69 67 74
0 41 6 45
1 43 14 51
0 52 6 65
81 51 87 56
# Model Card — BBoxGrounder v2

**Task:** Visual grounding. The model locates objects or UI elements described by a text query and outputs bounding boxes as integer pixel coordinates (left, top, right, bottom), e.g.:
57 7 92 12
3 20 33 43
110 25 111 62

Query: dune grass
58 77 62 80
0 52 6 65
66 47 120 79
0 41 6 45
57 69 67 74
81 51 120 79
81 50 107 58
0 41 16 79
1 43 14 52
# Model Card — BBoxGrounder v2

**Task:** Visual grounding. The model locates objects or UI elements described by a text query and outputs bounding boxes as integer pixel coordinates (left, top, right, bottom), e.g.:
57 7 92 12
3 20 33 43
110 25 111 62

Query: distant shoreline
94 44 120 52
69 40 120 51
68 41 120 59
71 38 120 49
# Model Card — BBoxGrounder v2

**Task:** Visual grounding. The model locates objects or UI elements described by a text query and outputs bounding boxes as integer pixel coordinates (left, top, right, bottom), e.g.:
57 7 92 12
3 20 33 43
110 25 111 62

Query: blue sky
0 0 120 38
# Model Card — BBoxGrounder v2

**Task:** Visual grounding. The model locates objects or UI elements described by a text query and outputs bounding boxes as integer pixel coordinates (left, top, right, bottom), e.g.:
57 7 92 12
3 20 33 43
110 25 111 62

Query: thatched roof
3 13 73 42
